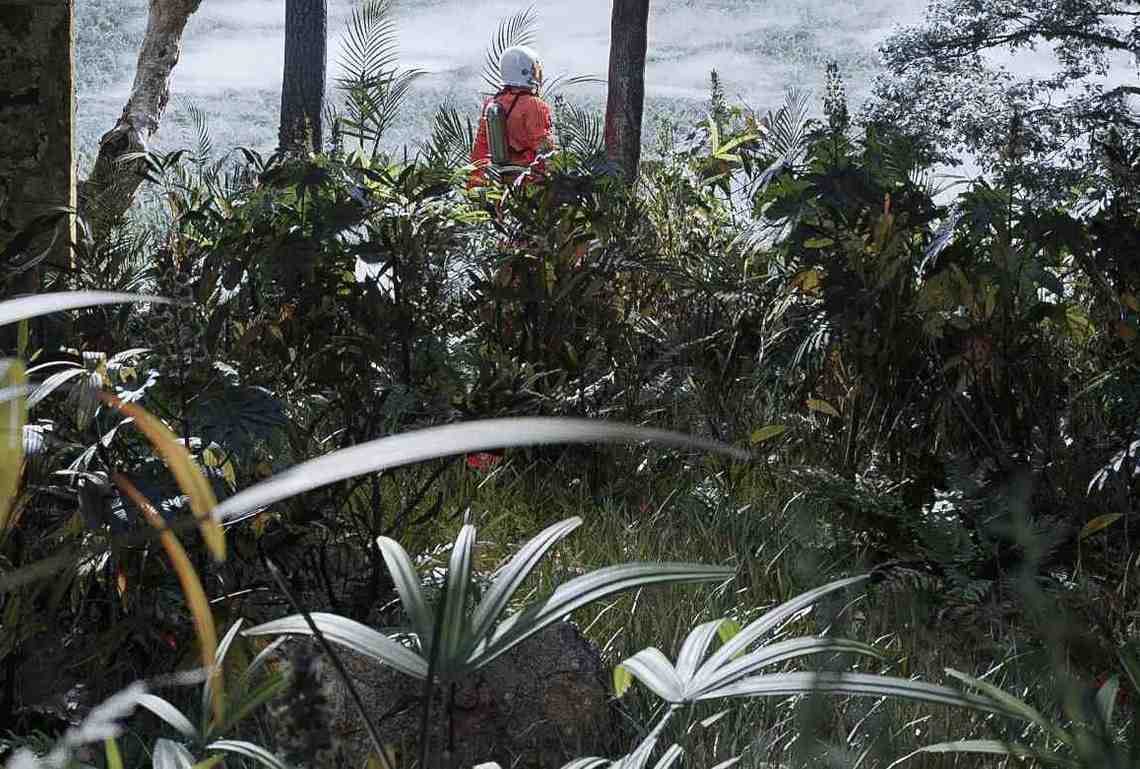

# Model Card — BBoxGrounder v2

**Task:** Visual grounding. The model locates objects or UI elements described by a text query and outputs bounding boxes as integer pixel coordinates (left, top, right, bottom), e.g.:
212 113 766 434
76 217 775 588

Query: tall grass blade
112 474 221 724
213 418 749 524
0 291 173 327
100 394 224 560
0 360 26 535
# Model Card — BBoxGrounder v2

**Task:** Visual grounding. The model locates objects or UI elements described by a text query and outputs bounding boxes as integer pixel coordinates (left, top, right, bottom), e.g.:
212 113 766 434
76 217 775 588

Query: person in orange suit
469 45 555 189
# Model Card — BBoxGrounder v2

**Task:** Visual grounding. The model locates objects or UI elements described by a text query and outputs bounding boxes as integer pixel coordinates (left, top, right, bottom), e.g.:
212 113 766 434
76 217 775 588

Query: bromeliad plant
244 516 733 680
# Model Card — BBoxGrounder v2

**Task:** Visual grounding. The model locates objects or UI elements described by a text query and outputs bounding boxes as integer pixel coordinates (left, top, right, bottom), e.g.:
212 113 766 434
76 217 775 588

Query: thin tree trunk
278 0 327 154
79 0 202 241
604 0 650 184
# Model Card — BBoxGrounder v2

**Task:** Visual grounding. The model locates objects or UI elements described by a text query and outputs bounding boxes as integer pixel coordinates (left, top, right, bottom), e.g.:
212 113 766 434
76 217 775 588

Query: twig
261 552 397 769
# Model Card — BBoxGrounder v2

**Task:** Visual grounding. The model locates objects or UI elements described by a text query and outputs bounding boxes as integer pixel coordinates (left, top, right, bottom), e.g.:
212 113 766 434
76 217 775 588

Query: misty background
75 0 1133 173
76 0 931 169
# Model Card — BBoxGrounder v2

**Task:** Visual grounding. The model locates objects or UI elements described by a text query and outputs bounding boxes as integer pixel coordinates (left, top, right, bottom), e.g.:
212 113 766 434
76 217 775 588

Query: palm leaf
481 6 538 94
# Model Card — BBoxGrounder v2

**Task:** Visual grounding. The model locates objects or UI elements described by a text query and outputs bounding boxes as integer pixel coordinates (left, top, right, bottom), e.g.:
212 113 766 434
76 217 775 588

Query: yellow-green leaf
750 425 787 445
791 268 823 295
1065 306 1096 343
99 393 224 561
806 398 841 418
716 619 742 646
1080 513 1123 540
614 664 634 697
0 360 27 535
105 738 124 769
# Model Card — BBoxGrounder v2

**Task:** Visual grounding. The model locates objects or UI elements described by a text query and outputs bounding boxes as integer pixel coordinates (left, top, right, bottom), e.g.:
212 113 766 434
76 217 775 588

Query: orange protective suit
468 87 554 188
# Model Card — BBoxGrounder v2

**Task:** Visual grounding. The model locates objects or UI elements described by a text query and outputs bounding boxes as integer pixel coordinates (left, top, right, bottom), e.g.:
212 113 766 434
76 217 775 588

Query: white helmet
500 45 543 90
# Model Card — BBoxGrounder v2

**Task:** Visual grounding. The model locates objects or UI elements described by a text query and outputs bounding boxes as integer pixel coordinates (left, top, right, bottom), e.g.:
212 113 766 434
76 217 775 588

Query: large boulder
271 621 619 768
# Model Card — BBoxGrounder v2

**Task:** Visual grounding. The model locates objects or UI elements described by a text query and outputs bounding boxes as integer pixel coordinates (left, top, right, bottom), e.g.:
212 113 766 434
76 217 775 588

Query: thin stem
261 553 397 769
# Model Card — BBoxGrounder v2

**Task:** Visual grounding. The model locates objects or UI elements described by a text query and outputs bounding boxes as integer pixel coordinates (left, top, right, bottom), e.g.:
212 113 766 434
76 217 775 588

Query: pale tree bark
278 0 327 154
79 0 202 241
603 0 650 184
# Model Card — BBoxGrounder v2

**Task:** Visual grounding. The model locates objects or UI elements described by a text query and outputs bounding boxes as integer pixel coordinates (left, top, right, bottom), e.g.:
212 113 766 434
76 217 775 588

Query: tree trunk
278 0 327 155
79 0 202 241
603 0 650 184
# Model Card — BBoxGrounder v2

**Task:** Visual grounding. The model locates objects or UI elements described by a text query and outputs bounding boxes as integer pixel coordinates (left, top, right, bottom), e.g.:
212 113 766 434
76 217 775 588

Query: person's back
469 45 554 187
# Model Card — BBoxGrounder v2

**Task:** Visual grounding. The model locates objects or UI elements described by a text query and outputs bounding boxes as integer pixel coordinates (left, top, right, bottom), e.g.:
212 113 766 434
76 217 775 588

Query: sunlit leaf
806 398 840 418
1080 513 1123 540
0 360 27 534
153 738 196 769
749 425 786 445
613 664 634 697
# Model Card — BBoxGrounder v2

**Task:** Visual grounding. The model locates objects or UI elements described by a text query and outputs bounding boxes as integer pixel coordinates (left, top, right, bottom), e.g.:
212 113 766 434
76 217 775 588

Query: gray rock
271 622 618 768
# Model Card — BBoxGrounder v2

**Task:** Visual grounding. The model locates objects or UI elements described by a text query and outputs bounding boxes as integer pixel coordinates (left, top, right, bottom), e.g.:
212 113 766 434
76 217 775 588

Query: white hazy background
77 0 928 162
76 0 1133 167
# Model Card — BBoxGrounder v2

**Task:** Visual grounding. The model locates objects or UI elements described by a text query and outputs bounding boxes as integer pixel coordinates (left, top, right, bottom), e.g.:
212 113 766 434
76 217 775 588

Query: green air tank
486 100 510 166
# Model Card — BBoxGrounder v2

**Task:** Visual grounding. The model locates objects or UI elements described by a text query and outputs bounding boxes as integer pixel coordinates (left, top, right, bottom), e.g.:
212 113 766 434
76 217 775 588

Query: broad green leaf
1080 514 1122 540
482 562 734 667
750 425 786 445
704 575 869 672
206 741 289 769
620 648 685 702
0 291 173 327
889 740 1078 769
243 613 429 680
376 536 433 649
101 394 224 561
0 360 27 534
153 738 196 769
467 517 584 656
137 695 197 739
806 399 840 418
213 418 750 524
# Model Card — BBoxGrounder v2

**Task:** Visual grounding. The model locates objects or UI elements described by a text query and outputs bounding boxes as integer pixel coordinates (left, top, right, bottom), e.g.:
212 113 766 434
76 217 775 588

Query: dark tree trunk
278 0 327 154
603 0 650 184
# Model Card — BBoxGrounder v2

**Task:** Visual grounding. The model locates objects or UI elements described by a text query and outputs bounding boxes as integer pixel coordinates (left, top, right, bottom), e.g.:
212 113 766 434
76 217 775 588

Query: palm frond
764 88 813 163
336 0 401 89
541 74 604 101
422 103 476 170
554 99 605 160
481 6 538 94
333 0 420 152
186 104 213 169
